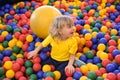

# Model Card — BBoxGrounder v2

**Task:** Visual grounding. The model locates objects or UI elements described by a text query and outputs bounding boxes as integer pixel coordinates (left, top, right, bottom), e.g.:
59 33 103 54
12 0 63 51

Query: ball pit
0 0 120 80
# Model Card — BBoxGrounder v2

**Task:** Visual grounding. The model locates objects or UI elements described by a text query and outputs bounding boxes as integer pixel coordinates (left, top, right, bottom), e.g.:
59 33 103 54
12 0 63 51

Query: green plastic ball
87 71 97 80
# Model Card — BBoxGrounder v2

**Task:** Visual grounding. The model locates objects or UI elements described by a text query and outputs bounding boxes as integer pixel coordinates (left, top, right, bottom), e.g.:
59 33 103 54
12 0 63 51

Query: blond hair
49 15 74 38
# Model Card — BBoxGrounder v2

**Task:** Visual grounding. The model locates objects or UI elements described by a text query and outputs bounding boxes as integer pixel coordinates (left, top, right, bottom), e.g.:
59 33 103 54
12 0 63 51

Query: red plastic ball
107 73 116 80
115 54 120 64
108 40 117 46
99 68 107 74
25 11 31 18
15 71 23 79
21 28 28 34
45 76 54 80
102 59 111 67
2 57 11 63
20 66 26 73
75 24 83 32
65 68 73 77
16 58 24 66
117 73 120 80
108 46 116 53
19 76 27 80
104 34 110 41
32 56 41 63
0 35 4 42
12 62 21 72
33 63 41 72
50 65 55 71
85 40 93 48
19 34 26 42
108 53 114 61
22 44 28 51
14 14 20 20
95 70 102 76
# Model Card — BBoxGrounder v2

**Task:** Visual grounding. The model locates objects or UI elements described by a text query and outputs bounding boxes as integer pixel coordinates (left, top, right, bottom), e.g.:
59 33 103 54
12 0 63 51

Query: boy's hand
27 51 38 59
65 65 75 75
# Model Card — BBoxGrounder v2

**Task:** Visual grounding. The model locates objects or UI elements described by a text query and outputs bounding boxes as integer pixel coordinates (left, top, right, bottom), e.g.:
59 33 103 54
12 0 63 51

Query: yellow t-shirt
42 35 78 61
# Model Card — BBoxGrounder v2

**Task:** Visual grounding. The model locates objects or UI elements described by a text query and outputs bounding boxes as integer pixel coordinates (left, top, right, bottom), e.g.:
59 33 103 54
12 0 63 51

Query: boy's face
59 25 75 39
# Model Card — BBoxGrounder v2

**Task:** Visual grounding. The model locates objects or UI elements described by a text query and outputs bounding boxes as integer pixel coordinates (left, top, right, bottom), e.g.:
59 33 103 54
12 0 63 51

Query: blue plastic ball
79 55 87 62
37 71 44 79
0 54 3 60
93 56 101 64
5 34 12 41
106 64 116 72
3 50 12 56
73 71 82 79
39 52 48 61
112 49 120 57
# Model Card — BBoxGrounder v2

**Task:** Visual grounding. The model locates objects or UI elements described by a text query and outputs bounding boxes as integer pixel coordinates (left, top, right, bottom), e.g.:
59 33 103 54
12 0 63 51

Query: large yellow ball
30 6 62 39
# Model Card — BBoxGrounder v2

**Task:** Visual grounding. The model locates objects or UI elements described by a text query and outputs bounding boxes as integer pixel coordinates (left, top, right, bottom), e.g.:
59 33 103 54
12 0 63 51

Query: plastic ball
16 40 23 48
24 60 33 68
108 39 117 46
73 71 82 80
30 74 38 80
106 64 116 72
6 69 15 78
12 62 21 72
53 70 61 80
45 76 54 80
19 76 27 80
3 61 13 70
97 43 106 51
25 67 34 76
15 71 23 79
16 58 24 66
42 64 51 72
1 31 8 37
107 73 116 80
0 35 4 42
87 71 97 80
0 68 4 77
65 68 73 77
117 73 120 80
84 33 92 40
115 54 120 64
80 76 88 80
30 6 62 39
102 59 111 67
85 51 94 59
32 56 41 63
66 77 73 80
80 65 88 74
96 76 104 80
26 35 33 42
33 63 41 72
99 52 108 60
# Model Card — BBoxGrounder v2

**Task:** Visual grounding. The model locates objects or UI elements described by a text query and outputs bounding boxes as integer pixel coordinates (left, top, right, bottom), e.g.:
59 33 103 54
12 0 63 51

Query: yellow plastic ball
16 40 23 48
80 65 88 74
92 32 97 37
0 24 5 30
16 54 23 58
83 47 90 53
84 33 92 40
96 51 103 57
101 26 108 33
97 44 106 51
53 70 61 80
117 39 120 44
35 42 41 47
99 52 108 60
8 40 16 48
111 29 118 35
42 64 51 72
3 61 13 70
30 6 62 39
1 31 8 37
0 44 4 51
84 24 90 29
6 69 15 78
118 44 120 50
26 35 33 42
80 76 88 80
89 65 98 71
79 38 86 45
102 73 107 79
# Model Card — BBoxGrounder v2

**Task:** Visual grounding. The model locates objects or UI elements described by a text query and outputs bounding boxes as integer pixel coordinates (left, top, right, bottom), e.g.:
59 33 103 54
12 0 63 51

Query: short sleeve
41 35 53 47
69 37 78 54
